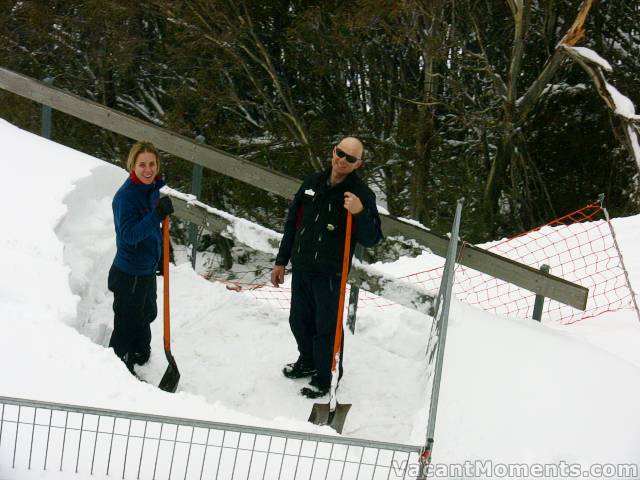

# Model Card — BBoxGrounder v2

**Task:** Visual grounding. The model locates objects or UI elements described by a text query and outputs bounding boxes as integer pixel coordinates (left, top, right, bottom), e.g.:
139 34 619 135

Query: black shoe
283 359 316 379
133 350 150 366
301 375 330 398
301 384 329 398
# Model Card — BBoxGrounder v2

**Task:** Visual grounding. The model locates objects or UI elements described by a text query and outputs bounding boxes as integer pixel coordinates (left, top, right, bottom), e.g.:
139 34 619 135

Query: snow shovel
308 211 352 433
159 217 180 393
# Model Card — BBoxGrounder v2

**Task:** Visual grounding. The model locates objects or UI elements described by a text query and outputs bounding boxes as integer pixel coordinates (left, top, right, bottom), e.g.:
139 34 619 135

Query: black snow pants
289 270 344 386
108 265 157 372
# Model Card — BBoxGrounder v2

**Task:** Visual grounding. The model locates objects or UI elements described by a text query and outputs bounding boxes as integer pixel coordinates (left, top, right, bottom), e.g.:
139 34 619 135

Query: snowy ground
2 117 640 477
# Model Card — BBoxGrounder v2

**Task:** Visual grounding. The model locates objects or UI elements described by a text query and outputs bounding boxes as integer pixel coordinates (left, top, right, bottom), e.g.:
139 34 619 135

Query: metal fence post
41 77 53 139
419 198 464 479
600 194 640 323
532 264 550 321
347 244 364 334
189 135 205 270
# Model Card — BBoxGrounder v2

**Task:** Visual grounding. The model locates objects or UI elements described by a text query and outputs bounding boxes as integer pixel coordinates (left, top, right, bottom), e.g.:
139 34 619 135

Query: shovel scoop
308 367 352 433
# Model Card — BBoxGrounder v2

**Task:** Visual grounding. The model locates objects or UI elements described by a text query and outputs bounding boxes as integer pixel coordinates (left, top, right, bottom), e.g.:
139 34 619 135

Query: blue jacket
112 174 166 276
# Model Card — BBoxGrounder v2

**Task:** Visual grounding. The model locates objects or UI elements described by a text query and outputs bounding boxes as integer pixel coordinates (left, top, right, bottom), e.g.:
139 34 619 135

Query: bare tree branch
562 45 640 173
562 0 596 47
516 0 596 120
469 13 507 98
235 2 321 171
506 0 530 105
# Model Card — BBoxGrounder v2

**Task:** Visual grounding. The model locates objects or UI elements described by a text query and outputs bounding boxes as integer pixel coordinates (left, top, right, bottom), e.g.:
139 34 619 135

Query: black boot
283 358 316 379
300 375 330 398
133 350 150 366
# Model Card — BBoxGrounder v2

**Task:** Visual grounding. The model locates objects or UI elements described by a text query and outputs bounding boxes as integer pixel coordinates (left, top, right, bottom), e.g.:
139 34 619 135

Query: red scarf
130 171 161 184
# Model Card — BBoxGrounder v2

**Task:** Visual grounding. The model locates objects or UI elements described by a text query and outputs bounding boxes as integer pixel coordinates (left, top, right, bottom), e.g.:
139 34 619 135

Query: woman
108 141 173 374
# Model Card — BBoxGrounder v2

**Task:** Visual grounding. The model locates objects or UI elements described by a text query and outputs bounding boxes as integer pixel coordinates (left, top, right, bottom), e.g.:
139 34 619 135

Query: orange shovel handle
162 218 171 352
331 211 352 372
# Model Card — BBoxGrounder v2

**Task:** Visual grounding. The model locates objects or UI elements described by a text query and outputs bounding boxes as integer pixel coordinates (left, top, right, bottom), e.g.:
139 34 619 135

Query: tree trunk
481 0 529 237
410 49 437 224
410 1 444 224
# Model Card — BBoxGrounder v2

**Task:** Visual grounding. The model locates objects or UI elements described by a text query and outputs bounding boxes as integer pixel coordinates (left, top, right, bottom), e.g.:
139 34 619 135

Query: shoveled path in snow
55 164 432 443
56 162 640 465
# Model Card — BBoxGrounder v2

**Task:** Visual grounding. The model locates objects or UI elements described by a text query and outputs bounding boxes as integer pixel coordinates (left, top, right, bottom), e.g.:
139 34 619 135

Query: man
271 136 382 398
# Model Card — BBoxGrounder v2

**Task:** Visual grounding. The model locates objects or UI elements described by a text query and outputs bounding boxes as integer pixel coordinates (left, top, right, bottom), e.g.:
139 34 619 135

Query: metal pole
41 77 53 139
189 135 205 270
347 244 364 333
420 198 464 479
600 194 640 323
532 264 550 321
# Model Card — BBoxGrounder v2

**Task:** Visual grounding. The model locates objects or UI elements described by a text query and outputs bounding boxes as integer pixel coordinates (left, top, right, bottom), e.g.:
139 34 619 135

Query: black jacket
275 169 382 275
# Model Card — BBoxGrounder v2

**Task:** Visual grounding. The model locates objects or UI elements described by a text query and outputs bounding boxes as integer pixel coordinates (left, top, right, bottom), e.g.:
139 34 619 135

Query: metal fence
0 396 421 480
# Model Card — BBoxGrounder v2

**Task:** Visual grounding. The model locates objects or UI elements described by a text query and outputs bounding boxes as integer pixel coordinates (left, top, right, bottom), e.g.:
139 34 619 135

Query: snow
2 117 640 477
375 204 389 215
605 81 640 121
629 124 640 170
604 81 640 168
395 216 431 231
164 187 281 254
540 82 589 98
564 46 613 72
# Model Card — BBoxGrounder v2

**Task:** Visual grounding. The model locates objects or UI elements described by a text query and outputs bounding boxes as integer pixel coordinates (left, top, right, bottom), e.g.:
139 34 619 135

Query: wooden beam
348 266 434 315
0 66 588 310
0 66 300 198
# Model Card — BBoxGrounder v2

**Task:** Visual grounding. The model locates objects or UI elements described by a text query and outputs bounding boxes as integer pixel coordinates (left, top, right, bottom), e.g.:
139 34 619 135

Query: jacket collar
320 168 359 191
129 171 165 189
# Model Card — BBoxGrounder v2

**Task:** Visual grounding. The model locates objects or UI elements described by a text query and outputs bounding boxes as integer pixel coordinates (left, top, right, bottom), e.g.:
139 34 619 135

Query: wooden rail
169 193 434 314
0 66 588 310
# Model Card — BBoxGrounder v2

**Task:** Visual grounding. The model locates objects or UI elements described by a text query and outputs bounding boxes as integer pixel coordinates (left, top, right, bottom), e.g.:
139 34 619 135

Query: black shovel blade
308 403 352 434
159 351 180 393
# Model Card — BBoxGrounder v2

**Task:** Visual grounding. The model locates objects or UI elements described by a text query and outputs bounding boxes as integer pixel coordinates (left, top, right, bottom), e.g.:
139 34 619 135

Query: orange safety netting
397 201 637 324
209 200 638 324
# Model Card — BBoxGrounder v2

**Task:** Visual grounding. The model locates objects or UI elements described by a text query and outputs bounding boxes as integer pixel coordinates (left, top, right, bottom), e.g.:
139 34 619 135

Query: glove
155 196 174 219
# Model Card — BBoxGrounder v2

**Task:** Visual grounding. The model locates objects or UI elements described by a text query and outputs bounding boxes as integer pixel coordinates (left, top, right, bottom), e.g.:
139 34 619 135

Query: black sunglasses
335 147 360 164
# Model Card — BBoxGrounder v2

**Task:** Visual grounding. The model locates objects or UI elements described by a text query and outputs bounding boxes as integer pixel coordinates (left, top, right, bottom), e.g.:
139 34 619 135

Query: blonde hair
126 141 160 173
